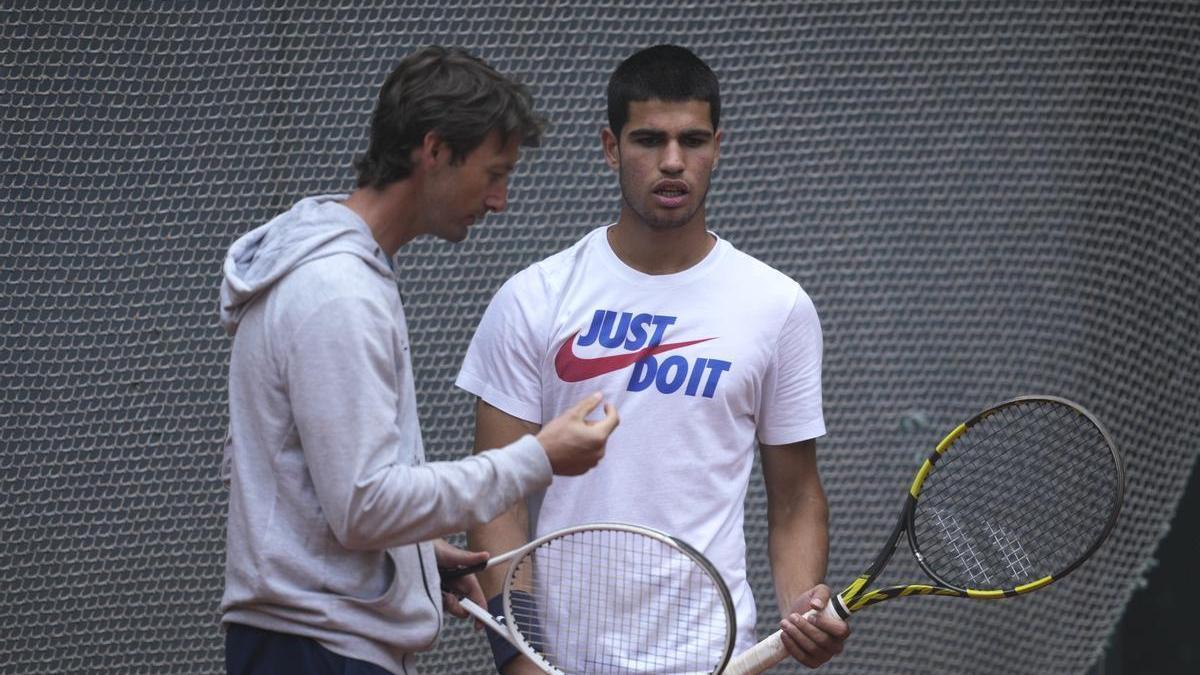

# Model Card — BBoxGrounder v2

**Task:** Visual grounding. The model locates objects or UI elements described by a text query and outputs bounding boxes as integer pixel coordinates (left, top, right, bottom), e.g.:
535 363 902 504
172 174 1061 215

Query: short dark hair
606 45 720 137
354 46 546 188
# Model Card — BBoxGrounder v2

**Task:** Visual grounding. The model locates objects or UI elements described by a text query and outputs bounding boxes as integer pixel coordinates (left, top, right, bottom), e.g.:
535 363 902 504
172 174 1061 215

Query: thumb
808 584 833 610
441 547 489 568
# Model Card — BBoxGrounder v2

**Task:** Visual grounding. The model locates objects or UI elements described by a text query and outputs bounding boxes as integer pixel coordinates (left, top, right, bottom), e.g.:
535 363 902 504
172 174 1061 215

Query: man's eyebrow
627 128 713 139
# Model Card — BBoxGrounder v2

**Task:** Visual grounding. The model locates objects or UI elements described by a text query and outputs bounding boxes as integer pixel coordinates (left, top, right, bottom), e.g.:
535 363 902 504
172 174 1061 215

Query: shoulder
281 254 387 303
493 227 601 304
268 255 395 338
720 241 808 311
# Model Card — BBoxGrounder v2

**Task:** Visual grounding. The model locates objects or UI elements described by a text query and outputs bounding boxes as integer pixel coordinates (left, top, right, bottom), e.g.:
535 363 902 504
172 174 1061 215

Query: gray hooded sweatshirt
218 195 551 674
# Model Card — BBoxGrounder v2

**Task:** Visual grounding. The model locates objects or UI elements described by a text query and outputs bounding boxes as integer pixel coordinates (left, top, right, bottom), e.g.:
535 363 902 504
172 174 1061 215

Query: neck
608 212 715 275
342 180 422 256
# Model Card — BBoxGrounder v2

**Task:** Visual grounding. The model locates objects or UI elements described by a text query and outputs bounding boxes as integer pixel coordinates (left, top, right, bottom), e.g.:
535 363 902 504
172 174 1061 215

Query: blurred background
2 2 1197 673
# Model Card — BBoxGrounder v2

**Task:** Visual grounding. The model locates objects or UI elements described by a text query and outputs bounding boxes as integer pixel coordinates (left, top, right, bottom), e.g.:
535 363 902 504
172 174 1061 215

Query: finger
780 615 823 667
808 585 832 607
806 604 851 641
442 592 468 619
462 578 487 610
811 615 851 641
441 547 489 568
447 576 477 597
590 403 620 433
798 611 845 659
794 612 843 663
567 392 603 419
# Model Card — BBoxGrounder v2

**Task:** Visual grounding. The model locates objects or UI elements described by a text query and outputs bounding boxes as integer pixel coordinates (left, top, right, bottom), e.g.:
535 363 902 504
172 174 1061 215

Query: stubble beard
619 168 709 231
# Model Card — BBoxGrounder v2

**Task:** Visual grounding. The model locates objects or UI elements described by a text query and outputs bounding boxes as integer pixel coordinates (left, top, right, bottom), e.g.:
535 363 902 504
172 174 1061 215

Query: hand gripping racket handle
722 600 842 675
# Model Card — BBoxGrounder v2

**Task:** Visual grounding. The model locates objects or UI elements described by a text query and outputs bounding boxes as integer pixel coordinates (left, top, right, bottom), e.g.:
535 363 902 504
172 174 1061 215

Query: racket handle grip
458 597 508 637
722 601 842 675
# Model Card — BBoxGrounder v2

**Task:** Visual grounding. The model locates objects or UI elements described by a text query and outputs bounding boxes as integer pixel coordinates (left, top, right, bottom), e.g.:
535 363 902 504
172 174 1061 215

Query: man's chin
627 197 700 231
435 223 471 243
644 210 695 231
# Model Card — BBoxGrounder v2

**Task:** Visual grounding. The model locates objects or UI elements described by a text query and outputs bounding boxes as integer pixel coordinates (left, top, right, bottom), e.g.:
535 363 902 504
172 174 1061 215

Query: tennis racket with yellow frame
725 395 1125 674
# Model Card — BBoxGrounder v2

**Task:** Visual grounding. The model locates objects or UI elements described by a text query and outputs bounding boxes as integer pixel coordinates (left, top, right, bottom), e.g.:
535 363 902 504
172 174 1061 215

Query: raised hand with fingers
535 392 619 476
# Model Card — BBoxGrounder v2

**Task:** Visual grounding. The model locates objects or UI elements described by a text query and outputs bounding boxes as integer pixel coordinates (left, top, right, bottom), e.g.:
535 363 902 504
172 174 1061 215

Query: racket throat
827 593 850 620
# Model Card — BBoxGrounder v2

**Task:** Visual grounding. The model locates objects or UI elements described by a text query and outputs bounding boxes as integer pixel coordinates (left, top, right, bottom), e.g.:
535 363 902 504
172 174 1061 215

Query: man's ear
600 127 620 171
419 130 447 168
713 128 723 170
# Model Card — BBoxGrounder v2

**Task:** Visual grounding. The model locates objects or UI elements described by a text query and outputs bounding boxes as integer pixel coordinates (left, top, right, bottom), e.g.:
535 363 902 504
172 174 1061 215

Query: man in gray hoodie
218 46 619 675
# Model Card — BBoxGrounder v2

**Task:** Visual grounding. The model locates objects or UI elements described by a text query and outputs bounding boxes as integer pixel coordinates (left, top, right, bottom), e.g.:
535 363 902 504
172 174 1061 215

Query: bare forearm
468 502 530 597
468 398 542 597
761 438 829 616
768 492 829 615
762 438 849 667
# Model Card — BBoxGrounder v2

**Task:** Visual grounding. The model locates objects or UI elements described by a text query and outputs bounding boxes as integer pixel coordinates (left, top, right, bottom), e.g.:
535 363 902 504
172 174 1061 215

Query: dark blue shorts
225 623 396 675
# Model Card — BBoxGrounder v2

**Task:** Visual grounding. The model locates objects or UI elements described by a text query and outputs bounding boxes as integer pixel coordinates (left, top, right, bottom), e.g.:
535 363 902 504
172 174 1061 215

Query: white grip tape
722 601 842 675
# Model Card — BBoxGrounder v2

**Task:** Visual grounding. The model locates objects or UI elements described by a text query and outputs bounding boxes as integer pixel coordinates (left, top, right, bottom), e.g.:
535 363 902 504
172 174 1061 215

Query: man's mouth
653 182 689 208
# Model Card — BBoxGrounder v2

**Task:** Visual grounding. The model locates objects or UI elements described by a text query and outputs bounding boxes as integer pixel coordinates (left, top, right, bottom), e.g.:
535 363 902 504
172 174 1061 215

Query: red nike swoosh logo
554 331 715 382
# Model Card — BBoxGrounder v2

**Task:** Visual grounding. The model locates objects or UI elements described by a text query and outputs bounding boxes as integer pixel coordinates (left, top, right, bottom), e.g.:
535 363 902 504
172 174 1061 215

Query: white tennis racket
440 522 736 674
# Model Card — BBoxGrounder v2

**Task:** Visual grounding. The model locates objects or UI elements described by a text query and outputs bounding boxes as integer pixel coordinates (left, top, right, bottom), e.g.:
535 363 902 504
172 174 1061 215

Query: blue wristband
485 594 521 672
485 591 545 672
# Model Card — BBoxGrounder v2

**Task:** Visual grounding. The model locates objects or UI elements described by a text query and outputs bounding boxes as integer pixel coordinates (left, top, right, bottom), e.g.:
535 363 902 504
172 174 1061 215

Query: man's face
425 130 521 242
603 99 721 231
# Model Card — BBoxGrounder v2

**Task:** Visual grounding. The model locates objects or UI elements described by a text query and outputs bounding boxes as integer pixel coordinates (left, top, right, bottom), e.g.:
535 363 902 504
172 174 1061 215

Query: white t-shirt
457 225 825 657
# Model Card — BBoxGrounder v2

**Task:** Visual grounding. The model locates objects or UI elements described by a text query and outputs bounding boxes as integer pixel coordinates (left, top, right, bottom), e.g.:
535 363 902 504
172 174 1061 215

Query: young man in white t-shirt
457 44 850 673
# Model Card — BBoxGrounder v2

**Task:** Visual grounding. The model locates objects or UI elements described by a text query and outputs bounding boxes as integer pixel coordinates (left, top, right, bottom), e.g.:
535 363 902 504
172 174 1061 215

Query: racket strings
940 428 1117 547
929 403 1117 581
935 405 1117 565
921 410 1108 530
913 400 1119 590
507 528 730 674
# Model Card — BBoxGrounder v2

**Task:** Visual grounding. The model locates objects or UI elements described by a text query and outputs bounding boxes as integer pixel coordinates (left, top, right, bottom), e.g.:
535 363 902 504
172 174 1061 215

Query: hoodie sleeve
284 295 552 551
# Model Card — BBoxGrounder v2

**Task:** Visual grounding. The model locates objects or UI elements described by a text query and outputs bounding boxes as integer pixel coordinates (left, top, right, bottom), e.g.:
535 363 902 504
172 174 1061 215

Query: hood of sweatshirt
219 194 394 335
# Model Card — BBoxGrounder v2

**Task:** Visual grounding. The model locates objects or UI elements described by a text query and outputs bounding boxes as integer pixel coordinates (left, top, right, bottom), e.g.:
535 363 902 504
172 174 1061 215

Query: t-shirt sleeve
756 288 825 446
456 269 548 425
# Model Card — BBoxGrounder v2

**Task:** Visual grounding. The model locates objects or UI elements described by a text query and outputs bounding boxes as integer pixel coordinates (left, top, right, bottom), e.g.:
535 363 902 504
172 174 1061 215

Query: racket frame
724 395 1126 675
840 394 1126 614
444 522 737 674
